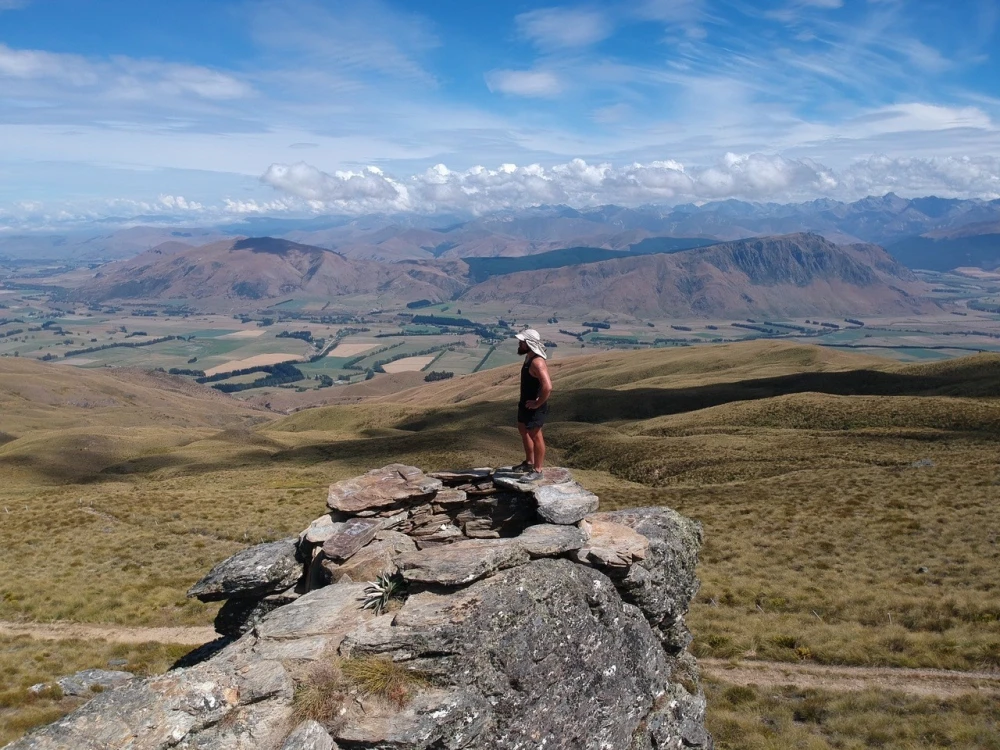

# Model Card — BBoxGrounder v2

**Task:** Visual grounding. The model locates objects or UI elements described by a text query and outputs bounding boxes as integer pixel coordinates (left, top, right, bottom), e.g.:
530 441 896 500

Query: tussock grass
291 656 428 736
704 678 1000 749
341 655 429 707
291 661 349 732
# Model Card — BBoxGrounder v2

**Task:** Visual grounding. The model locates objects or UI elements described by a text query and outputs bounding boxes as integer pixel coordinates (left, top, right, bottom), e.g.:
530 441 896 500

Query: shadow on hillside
10 363 1000 485
397 367 1000 431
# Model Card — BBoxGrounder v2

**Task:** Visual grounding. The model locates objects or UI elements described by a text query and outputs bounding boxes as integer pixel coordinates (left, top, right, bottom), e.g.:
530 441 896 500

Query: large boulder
343 559 711 749
588 508 703 652
10 559 710 750
187 538 302 602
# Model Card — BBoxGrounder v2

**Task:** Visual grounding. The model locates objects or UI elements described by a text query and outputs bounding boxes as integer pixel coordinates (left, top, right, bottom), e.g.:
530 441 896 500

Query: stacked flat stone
187 463 684 646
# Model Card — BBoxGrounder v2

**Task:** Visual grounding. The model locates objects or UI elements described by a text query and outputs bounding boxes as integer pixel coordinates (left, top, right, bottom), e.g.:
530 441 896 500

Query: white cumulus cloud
259 154 1000 215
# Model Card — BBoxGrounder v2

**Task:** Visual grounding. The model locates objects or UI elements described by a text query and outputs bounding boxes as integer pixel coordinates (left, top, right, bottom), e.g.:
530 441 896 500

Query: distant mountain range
68 233 933 318
887 221 1000 271
5 193 1000 272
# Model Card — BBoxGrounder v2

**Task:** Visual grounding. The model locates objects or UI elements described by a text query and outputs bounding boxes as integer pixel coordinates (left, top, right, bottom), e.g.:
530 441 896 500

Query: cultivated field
381 355 436 373
203 352 305 376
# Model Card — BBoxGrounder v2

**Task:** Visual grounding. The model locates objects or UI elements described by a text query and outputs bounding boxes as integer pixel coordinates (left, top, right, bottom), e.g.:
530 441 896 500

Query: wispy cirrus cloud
0 43 252 103
248 0 439 85
515 7 612 49
485 69 563 97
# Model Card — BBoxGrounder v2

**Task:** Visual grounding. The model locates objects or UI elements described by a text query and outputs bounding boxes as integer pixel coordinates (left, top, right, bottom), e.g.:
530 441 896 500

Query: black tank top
520 356 541 406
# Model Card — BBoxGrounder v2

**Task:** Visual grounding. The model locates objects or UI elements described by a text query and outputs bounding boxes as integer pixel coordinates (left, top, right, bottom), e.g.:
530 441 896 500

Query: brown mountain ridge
76 237 468 304
72 233 934 317
461 233 934 317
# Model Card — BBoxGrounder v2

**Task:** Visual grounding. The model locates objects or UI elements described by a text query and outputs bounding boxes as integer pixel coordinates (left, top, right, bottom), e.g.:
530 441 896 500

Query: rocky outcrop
7 464 711 750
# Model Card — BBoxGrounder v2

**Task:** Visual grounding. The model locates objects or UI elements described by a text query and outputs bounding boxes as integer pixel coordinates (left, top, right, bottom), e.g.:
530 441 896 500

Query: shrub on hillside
424 371 454 382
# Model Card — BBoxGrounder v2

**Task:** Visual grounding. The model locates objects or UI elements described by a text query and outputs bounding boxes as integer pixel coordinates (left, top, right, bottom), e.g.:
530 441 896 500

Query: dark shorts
517 402 549 430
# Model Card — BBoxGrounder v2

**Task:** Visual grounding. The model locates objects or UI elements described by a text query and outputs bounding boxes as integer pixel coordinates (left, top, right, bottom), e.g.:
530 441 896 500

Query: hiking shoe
522 470 543 482
511 461 533 474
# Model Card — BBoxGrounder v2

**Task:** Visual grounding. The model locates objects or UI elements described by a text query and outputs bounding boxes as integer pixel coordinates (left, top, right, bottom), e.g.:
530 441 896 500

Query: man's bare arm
526 358 552 409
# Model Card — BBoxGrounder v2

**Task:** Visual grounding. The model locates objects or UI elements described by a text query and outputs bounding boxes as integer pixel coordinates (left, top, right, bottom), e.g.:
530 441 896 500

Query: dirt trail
3 621 998 698
0 621 217 646
700 658 1000 699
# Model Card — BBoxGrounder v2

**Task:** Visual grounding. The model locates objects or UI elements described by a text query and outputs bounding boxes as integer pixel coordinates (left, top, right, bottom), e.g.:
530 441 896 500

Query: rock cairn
8 464 711 750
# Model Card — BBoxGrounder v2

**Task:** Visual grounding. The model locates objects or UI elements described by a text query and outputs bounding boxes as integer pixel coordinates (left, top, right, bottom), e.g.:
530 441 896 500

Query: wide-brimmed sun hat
515 328 547 359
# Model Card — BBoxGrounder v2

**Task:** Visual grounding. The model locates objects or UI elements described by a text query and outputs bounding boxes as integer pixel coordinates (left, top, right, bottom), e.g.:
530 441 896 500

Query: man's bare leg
517 422 534 467
528 427 545 470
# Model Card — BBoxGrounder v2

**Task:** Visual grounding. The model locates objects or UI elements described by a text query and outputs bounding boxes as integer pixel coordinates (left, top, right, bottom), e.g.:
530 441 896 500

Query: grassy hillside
2 342 999 747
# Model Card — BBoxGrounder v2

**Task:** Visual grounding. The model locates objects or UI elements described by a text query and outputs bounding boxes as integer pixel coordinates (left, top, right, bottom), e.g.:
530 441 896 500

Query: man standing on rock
514 328 552 480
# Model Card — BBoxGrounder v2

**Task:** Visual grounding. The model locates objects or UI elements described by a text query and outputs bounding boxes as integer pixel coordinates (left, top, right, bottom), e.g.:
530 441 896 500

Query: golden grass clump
291 655 428 736
341 655 429 708
291 661 349 732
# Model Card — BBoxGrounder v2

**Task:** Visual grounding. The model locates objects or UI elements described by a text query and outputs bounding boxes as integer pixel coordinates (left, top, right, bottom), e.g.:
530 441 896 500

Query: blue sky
1 0 998 228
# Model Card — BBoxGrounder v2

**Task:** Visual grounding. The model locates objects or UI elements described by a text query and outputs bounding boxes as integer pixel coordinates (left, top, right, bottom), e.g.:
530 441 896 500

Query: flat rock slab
187 537 301 602
493 466 572 493
57 669 135 697
428 468 493 485
256 582 370 642
5 654 294 750
533 481 600 525
334 688 490 749
301 514 344 545
322 531 416 584
280 719 337 750
322 517 381 562
574 519 649 569
398 538 529 586
518 524 588 557
431 488 469 506
328 464 442 513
